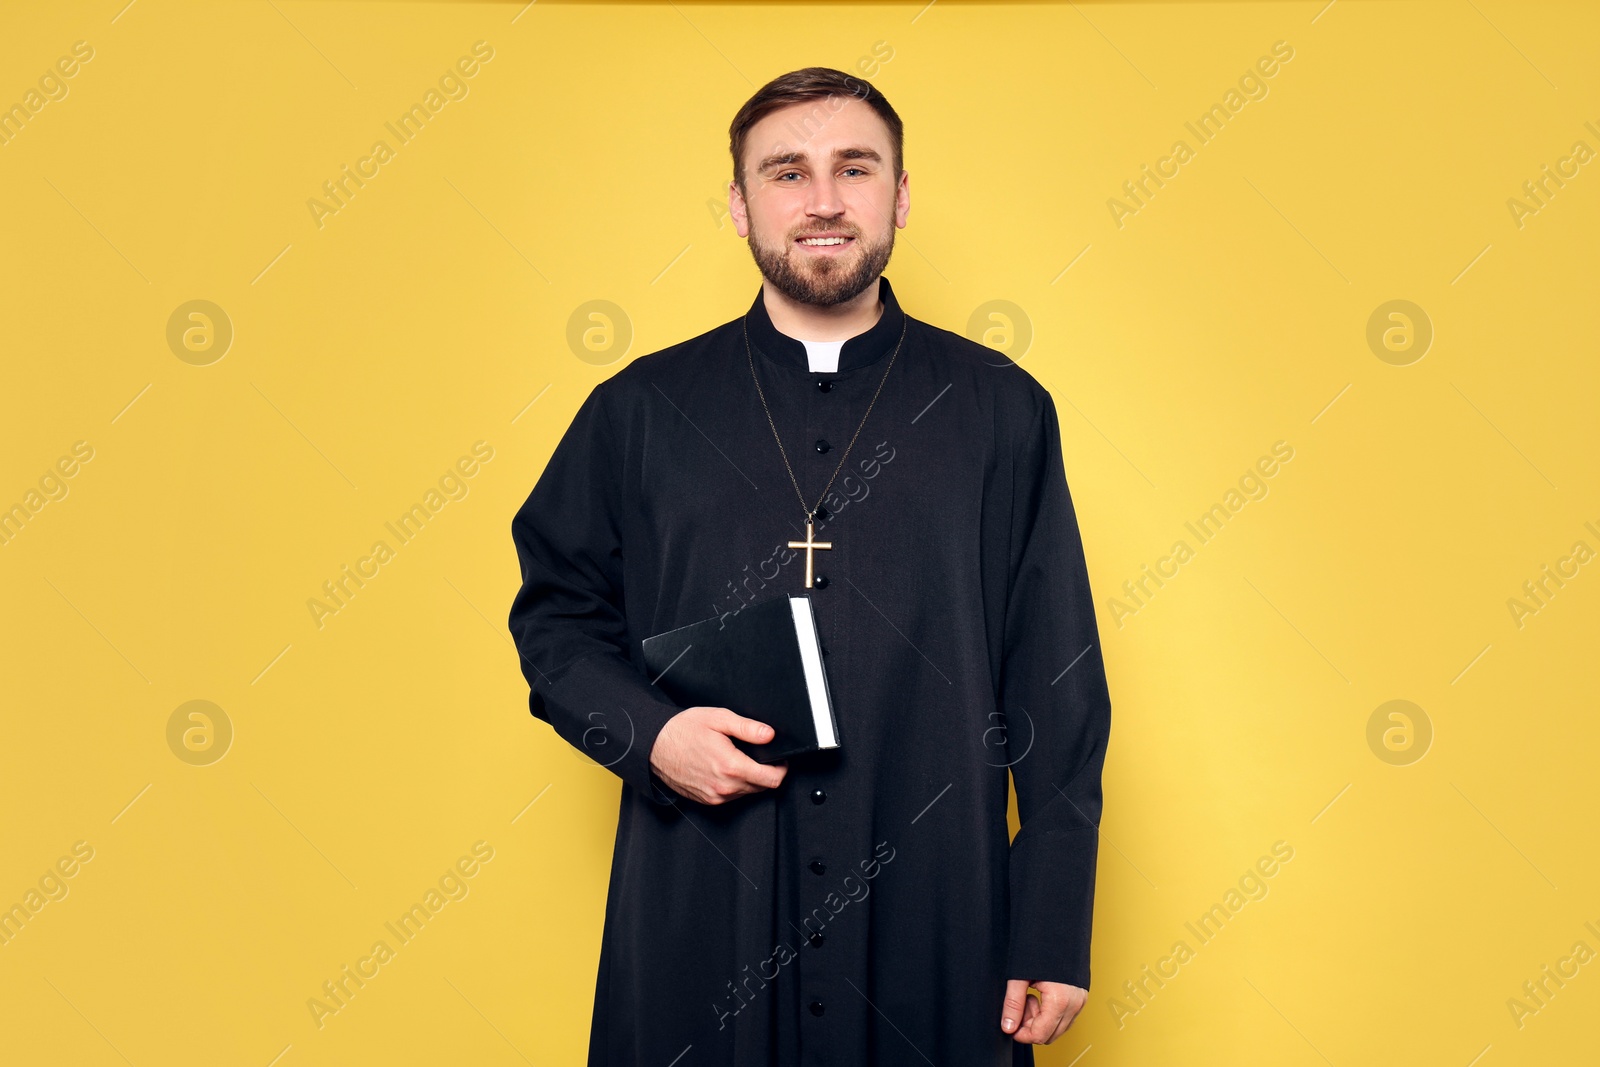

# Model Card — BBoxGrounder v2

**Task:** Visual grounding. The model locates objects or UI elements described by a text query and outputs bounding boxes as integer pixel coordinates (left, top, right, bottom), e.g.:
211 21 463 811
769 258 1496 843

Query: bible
641 593 840 764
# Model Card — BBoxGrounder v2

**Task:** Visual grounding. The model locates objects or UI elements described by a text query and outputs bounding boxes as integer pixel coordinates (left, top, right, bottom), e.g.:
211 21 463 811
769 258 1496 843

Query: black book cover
641 593 839 764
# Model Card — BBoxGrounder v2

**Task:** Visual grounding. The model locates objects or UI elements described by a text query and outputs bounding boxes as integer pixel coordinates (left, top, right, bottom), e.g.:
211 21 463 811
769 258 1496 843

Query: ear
894 170 910 228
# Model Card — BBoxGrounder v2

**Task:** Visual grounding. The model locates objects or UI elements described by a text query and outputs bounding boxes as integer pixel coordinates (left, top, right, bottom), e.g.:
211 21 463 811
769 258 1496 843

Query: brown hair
728 67 904 195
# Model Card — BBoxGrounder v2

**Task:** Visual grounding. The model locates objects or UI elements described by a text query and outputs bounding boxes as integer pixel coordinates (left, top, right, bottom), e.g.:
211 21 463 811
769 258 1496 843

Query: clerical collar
745 275 907 377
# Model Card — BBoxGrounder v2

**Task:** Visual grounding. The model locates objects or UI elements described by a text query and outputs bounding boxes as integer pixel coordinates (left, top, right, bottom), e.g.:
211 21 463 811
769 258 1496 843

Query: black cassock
508 275 1112 1066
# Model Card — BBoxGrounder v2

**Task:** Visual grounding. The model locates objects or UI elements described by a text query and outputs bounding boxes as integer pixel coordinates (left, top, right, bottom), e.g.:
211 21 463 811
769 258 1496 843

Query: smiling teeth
800 237 850 245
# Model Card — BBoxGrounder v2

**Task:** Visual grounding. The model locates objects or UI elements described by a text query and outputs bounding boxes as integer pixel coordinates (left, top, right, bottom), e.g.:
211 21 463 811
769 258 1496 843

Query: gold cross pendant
787 519 833 589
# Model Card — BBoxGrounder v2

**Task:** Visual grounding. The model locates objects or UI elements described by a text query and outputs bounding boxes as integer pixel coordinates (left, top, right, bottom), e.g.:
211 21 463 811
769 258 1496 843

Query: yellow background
2 1 1596 1063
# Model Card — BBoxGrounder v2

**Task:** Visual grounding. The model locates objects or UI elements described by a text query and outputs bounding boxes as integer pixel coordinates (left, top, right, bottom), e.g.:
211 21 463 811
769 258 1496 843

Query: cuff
1005 823 1099 988
536 649 687 806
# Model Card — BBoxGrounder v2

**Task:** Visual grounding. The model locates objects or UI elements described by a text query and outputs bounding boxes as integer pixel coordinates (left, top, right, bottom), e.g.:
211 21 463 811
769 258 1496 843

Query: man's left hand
1001 979 1086 1044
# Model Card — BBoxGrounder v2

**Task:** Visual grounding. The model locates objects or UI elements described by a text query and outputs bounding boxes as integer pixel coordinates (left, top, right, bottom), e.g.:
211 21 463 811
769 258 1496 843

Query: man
508 66 1112 1066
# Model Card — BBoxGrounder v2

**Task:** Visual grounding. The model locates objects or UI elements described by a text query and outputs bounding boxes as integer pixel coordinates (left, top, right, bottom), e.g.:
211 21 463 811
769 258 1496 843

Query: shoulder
908 315 1056 432
592 314 743 404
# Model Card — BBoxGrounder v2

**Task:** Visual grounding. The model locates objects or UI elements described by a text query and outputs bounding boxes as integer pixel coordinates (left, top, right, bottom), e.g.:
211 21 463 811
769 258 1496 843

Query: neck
761 277 884 341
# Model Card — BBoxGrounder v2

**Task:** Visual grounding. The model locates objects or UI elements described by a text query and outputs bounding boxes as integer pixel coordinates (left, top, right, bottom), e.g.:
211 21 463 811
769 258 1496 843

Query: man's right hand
649 706 788 805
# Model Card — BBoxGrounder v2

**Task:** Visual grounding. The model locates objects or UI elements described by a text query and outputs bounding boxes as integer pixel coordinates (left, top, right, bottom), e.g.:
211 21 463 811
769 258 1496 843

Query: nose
805 170 844 219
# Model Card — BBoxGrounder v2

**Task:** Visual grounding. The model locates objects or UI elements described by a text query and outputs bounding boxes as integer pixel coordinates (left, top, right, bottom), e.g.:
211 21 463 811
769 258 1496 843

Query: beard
747 219 895 308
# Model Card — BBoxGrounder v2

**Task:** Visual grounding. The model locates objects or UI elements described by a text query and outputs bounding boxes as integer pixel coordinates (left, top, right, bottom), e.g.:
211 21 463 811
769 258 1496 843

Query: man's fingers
1004 981 1084 1044
708 712 786 792
1016 987 1046 1041
1000 978 1030 1034
1027 983 1080 1044
1052 987 1084 1042
1034 988 1068 1044
709 732 785 794
653 709 790 803
716 708 776 744
739 756 788 790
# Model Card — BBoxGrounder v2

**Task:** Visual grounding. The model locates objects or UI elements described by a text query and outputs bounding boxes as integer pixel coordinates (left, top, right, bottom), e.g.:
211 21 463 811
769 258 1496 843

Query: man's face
732 95 908 308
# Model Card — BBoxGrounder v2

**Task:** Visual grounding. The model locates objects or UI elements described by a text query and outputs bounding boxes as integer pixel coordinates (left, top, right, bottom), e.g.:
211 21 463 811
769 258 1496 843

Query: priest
508 66 1112 1066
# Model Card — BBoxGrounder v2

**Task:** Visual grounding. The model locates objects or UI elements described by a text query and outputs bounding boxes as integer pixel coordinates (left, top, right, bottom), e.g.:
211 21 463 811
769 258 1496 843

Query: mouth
795 235 855 254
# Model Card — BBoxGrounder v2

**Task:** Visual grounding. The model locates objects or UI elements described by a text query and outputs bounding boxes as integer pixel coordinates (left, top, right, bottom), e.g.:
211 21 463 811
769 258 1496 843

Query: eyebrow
756 146 883 174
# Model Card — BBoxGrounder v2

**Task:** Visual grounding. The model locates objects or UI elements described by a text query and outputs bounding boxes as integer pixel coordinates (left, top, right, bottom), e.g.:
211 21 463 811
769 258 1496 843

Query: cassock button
810 788 827 805
809 859 826 875
821 645 830 657
808 932 825 947
812 574 828 589
809 999 826 1016
816 379 833 393
815 439 831 453
813 506 830 522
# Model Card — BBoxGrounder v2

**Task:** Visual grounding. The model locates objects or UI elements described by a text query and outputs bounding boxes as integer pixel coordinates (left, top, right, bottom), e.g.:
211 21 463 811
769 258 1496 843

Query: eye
842 167 868 177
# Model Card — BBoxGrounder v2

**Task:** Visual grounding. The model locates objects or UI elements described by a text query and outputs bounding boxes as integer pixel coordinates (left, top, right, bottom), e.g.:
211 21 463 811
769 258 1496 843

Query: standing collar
743 275 907 376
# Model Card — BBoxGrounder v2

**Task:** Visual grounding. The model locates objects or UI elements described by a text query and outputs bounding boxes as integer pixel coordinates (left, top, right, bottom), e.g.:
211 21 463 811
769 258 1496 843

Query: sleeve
507 380 687 806
1000 389 1113 990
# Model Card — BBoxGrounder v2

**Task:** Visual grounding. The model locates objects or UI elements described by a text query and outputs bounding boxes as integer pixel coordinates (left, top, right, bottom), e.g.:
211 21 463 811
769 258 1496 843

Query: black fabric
508 274 1112 1066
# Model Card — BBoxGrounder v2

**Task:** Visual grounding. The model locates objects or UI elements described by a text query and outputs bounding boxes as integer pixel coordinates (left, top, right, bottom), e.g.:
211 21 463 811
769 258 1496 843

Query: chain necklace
742 310 908 589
